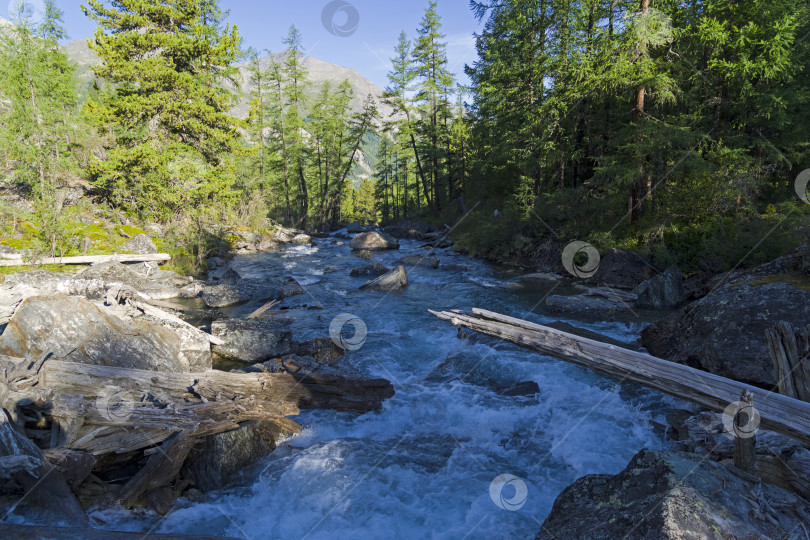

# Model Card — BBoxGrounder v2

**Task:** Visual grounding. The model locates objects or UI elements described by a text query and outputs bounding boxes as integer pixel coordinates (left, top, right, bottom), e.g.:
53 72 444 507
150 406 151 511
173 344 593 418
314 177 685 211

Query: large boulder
120 233 158 255
632 267 684 309
2 262 188 302
397 255 440 269
592 248 654 289
535 449 810 540
0 295 209 372
350 231 399 252
182 421 287 492
200 269 288 308
383 221 438 240
359 266 408 292
211 319 293 363
641 280 810 387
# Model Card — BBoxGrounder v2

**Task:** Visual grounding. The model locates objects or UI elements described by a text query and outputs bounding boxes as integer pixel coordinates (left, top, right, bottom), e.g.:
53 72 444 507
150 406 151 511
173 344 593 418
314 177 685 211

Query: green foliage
83 0 243 222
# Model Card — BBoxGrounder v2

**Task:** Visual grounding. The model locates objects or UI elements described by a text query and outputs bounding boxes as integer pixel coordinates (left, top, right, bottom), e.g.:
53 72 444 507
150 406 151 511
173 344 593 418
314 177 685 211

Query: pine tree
82 0 243 221
412 0 454 211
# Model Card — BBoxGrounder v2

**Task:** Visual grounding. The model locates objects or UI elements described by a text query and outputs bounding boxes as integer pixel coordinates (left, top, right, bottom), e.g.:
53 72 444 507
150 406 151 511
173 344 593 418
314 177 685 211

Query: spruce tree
83 0 242 220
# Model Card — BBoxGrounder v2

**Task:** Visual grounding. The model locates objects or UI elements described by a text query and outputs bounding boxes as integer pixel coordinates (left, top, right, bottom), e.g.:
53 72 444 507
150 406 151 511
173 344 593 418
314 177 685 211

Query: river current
92 230 687 539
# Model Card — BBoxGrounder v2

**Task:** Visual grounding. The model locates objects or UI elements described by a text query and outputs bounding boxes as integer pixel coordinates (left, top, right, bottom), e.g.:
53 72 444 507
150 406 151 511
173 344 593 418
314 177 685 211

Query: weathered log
766 321 810 402
733 390 757 474
45 392 301 455
246 299 280 319
0 253 171 267
0 524 238 540
39 360 395 414
430 308 810 446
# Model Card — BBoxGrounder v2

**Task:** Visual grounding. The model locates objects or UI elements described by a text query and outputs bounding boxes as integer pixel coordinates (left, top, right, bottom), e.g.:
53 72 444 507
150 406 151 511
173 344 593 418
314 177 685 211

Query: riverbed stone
211 319 293 363
0 295 208 372
535 449 810 540
545 294 630 314
350 231 399 251
183 421 286 492
633 267 684 309
350 263 391 277
359 265 408 291
592 248 654 289
397 255 440 269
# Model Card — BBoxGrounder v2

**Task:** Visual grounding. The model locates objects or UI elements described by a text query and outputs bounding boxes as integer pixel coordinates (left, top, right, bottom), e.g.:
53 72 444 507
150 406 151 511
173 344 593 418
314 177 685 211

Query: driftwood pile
1 351 394 519
0 262 396 532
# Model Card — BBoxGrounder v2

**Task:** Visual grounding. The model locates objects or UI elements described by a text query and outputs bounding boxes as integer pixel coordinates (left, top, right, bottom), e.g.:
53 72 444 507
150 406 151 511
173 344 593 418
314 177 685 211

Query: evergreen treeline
0 0 807 273
456 0 810 270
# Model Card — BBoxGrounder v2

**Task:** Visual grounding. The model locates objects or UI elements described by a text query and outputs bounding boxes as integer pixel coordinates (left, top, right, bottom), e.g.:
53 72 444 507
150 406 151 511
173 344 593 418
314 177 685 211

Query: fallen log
0 253 171 267
39 360 395 414
246 299 280 319
429 308 810 446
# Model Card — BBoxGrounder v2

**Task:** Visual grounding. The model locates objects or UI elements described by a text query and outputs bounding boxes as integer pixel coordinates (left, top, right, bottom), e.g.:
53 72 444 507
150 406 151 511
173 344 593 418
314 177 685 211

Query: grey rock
359 265 408 291
350 231 399 251
0 295 210 372
535 449 810 540
397 255 440 269
593 248 654 289
546 294 631 314
633 267 684 309
641 280 810 387
258 238 279 251
121 233 157 255
346 222 364 233
290 338 345 364
383 221 439 240
211 318 293 363
354 250 372 260
183 420 287 492
440 263 469 273
143 222 165 237
274 227 306 244
350 263 391 277
291 233 312 245
200 284 249 308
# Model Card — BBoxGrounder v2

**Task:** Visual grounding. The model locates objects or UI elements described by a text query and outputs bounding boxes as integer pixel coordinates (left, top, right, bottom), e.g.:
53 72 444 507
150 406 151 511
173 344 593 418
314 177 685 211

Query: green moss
1 238 32 250
743 273 810 292
120 224 147 237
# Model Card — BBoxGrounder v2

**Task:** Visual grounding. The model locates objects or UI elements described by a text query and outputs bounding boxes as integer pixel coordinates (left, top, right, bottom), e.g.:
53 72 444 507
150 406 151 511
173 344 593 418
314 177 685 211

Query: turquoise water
91 232 683 539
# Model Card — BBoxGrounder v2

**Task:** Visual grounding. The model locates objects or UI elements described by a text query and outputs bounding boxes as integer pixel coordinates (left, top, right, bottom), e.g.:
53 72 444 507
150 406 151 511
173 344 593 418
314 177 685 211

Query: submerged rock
496 381 540 397
211 318 292 363
359 266 408 291
397 255 440 269
0 295 210 372
350 231 399 251
536 449 810 540
350 263 391 277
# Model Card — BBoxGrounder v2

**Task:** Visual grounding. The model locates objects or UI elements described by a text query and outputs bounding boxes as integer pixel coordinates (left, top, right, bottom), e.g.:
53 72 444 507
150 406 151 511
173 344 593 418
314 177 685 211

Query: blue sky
39 0 484 89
